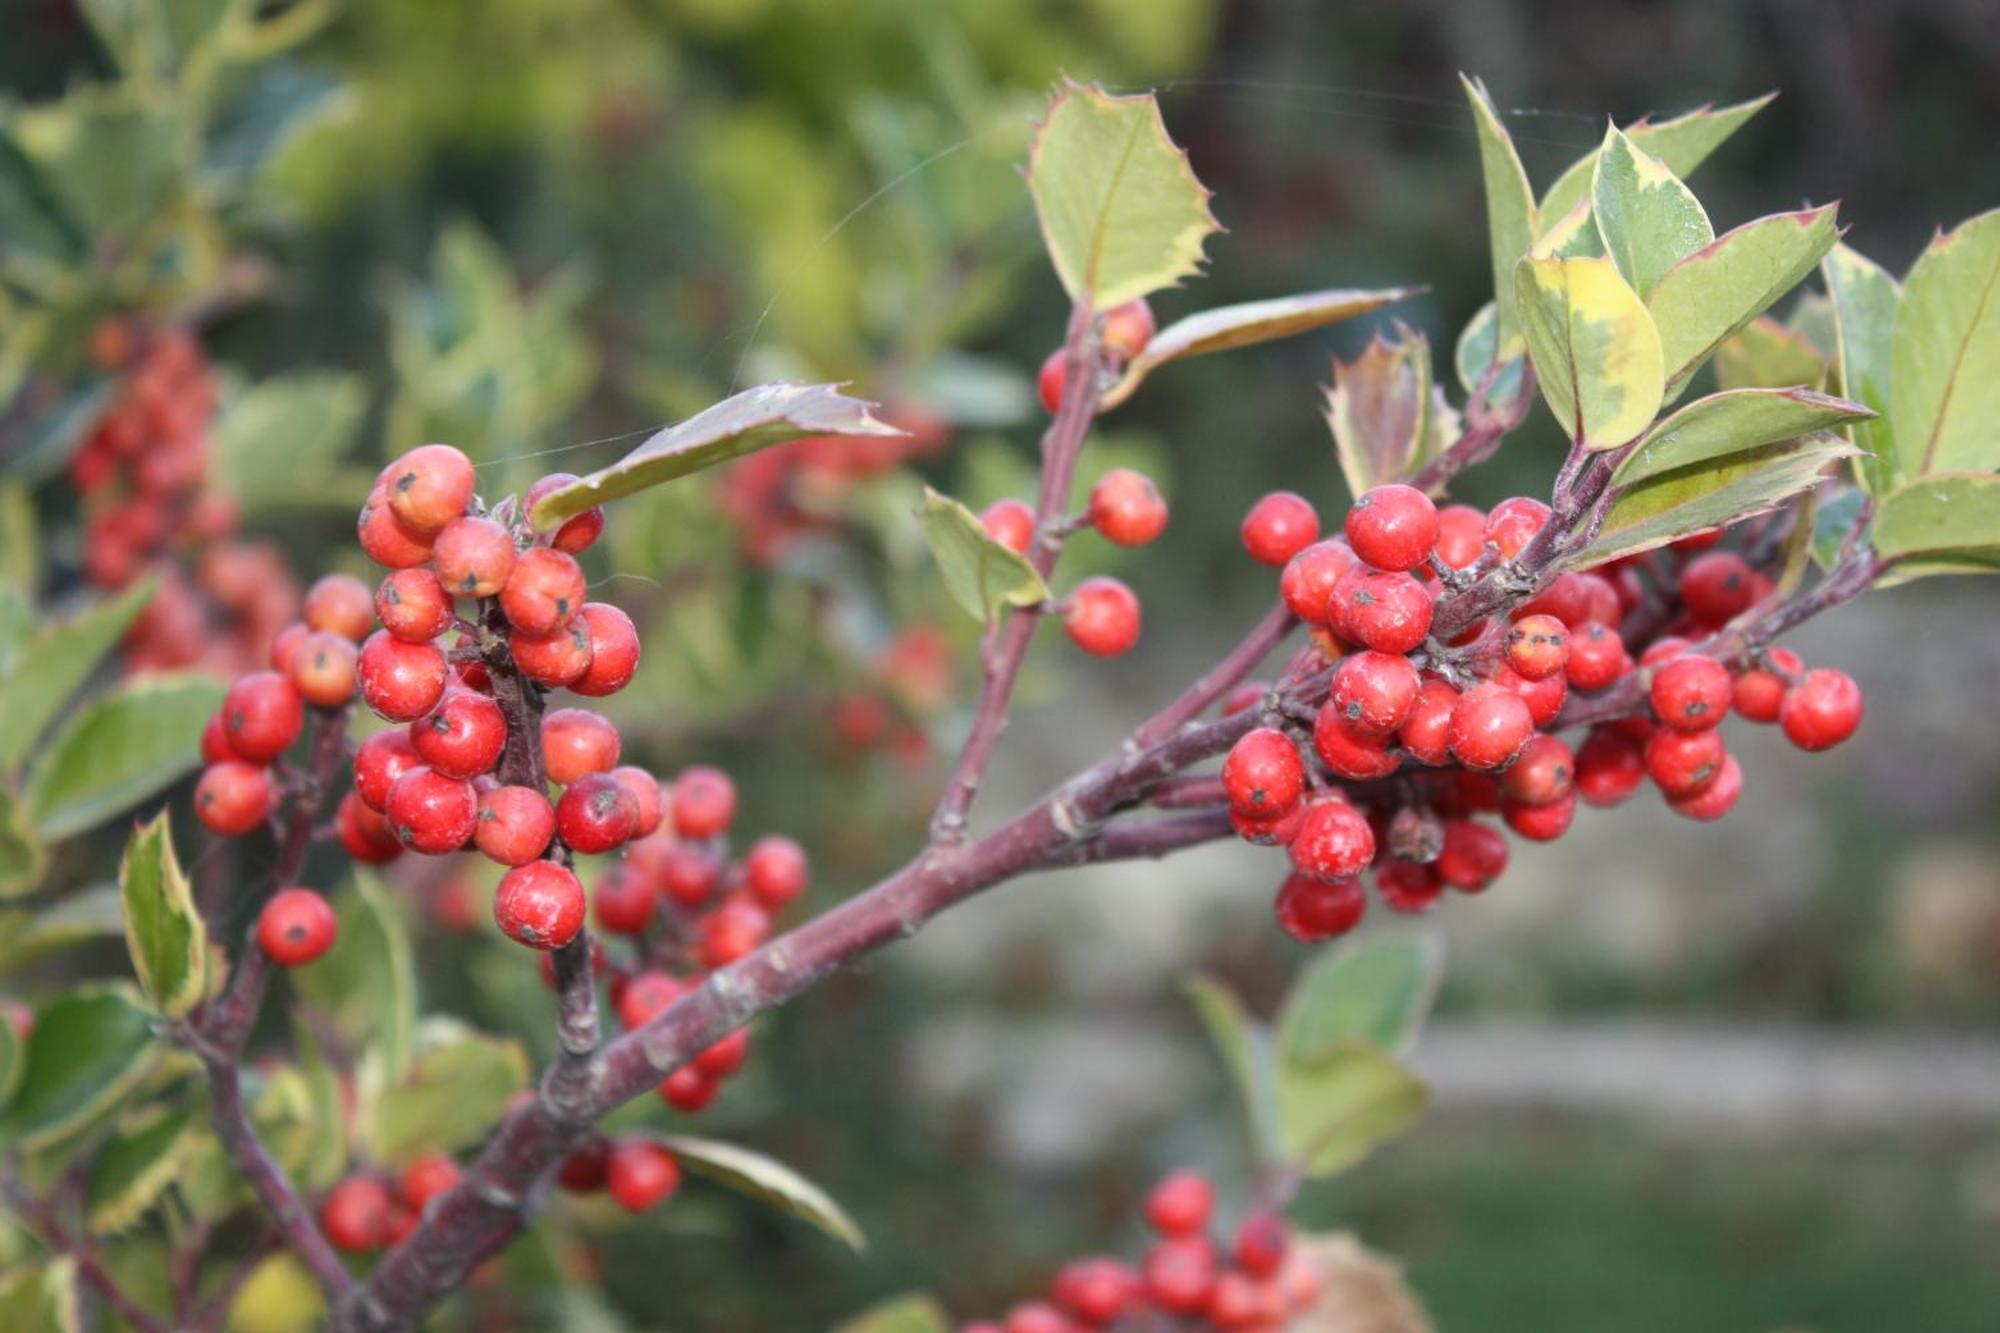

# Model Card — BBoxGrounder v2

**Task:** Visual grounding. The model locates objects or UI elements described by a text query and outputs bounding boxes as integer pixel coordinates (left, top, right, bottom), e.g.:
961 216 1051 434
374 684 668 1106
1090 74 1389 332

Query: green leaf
1590 125 1713 300
1275 1041 1429 1179
359 1022 528 1166
1714 315 1829 392
0 786 45 899
1514 254 1664 449
1647 204 1841 400
1811 487 1869 571
1183 974 1280 1165
1529 198 1605 261
1452 301 1530 412
0 484 38 597
1890 209 2000 478
1327 327 1432 498
211 372 368 514
1613 387 1876 488
0 124 87 265
1098 287 1417 411
2 985 160 1154
1870 473 2000 564
1277 934 1444 1066
11 91 185 245
1026 79 1218 312
1460 75 1538 348
832 1294 952 1333
0 576 157 773
1539 93 1776 223
117 811 207 1018
0 885 124 972
1820 243 1901 492
1573 432 1857 566
84 1101 202 1234
528 383 902 529
0 381 114 486
294 873 416 1084
26 673 225 841
0 1016 20 1109
915 486 1050 623
0 1258 80 1333
660 1133 868 1253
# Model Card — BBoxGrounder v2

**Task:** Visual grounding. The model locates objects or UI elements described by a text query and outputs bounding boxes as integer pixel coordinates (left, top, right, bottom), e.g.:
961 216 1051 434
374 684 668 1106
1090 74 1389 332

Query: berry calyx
289 631 359 709
257 887 337 967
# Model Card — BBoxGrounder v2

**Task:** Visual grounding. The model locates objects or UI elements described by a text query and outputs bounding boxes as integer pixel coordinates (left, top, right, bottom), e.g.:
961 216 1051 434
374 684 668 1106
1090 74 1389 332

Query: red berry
1434 503 1487 570
743 835 810 910
409 687 507 779
1145 1170 1215 1236
510 620 593 687
337 791 404 863
499 547 586 635
1335 570 1432 654
1087 468 1168 547
1436 818 1507 892
358 486 435 569
1732 647 1803 723
1565 621 1630 691
557 1142 610 1192
694 1026 750 1078
1207 1270 1274 1329
385 766 478 854
1505 614 1569 681
617 971 684 1029
1221 727 1306 819
542 708 621 785
569 603 641 697
1101 296 1156 359
303 574 375 642
1062 576 1141 656
1644 726 1725 798
358 631 449 722
1494 662 1567 728
1667 752 1744 820
610 766 663 839
659 1064 720 1112
1279 539 1356 625
525 473 606 554
1502 788 1577 839
1288 799 1376 883
474 784 555 866
382 444 476 535
1376 856 1446 913
222 670 304 762
431 516 517 598
1053 1256 1139 1325
1312 707 1402 781
289 631 359 709
1345 483 1439 572
1673 527 1724 553
1779 668 1862 751
659 844 720 907
1241 491 1320 567
321 1177 392 1253
671 765 736 839
1448 683 1533 770
1484 496 1551 560
1499 734 1574 806
374 568 454 643
1142 1236 1216 1315
1680 550 1755 627
353 728 423 811
399 1155 462 1212
257 888 337 966
1575 726 1645 807
493 861 585 949
1330 650 1422 735
1638 635 1692 669
1002 1302 1072 1333
593 863 656 935
1036 348 1068 414
1398 678 1461 766
1234 1211 1290 1278
556 772 640 855
195 761 274 837
981 498 1036 555
200 712 240 764
697 896 770 968
1650 656 1732 731
1274 872 1366 941
606 1140 681 1213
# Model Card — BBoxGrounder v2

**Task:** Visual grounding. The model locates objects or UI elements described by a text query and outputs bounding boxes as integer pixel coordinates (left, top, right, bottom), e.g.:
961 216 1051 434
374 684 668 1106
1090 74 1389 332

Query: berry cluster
555 1135 684 1213
957 1171 1320 1333
320 1152 465 1254
1223 484 1864 942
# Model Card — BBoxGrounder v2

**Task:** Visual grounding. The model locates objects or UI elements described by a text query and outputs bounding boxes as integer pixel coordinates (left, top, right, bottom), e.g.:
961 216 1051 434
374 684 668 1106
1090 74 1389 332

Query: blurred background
7 0 2000 1328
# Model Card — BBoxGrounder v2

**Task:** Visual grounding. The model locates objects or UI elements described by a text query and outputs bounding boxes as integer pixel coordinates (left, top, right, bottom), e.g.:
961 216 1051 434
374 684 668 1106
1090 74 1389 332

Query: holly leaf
1026 79 1218 312
916 487 1050 623
1591 125 1713 300
1529 198 1605 261
0 380 114 486
1889 208 2000 478
0 576 158 772
117 811 207 1019
1452 301 1531 412
1275 1041 1429 1179
833 1294 952 1333
1099 287 1418 411
660 1133 868 1253
1327 327 1432 498
1820 243 1901 492
293 873 416 1084
1 985 161 1155
26 673 225 840
0 1259 79 1333
1870 473 2000 566
0 785 44 899
0 1015 20 1110
528 384 903 529
1572 432 1857 566
359 1021 528 1166
211 372 368 514
84 1101 202 1234
1278 934 1444 1066
1612 387 1875 488
1184 974 1281 1166
1647 204 1842 400
1461 75 1538 347
10 91 184 246
1539 93 1776 223
1514 254 1664 449
0 123 88 266
1714 315 1829 392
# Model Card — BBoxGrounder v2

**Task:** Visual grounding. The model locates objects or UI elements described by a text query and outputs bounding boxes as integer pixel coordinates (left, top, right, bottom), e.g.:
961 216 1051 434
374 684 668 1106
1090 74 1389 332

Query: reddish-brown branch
1131 598 1296 749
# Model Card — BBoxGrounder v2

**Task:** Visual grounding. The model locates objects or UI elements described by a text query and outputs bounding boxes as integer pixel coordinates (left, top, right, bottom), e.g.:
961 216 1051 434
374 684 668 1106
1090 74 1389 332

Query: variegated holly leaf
1514 254 1664 449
